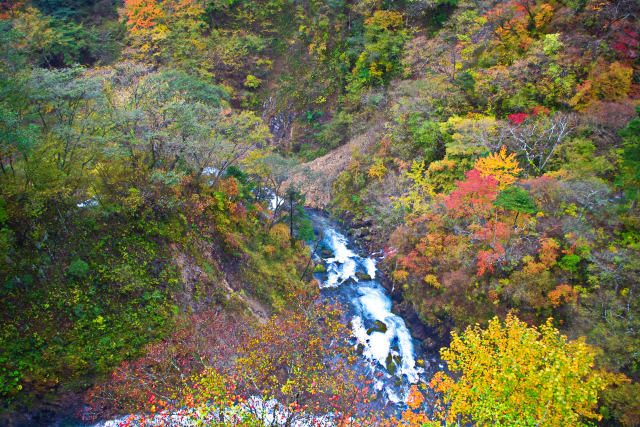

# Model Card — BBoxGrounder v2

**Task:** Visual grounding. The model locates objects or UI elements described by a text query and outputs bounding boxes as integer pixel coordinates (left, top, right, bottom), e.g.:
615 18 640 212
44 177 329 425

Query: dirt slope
283 123 383 208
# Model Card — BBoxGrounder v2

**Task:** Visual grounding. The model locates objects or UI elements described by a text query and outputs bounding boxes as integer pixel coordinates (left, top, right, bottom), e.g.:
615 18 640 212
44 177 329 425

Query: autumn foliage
84 302 381 426
124 0 163 33
444 168 499 219
475 145 522 189
2 0 640 424
429 313 623 426
83 311 243 421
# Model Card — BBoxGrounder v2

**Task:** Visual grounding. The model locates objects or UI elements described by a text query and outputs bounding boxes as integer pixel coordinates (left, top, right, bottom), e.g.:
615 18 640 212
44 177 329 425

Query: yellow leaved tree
475 145 522 189
367 157 388 182
428 313 625 426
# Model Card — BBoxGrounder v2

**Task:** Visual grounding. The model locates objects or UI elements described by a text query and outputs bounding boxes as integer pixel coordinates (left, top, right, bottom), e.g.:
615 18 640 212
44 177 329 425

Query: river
308 211 434 409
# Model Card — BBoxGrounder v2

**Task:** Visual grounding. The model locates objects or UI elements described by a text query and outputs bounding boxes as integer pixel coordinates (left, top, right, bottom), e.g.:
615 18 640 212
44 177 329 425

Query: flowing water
309 212 430 409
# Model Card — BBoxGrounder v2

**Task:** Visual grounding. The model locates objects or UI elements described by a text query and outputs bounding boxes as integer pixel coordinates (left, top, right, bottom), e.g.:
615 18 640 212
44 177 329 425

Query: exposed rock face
263 97 296 141
268 109 296 140
282 123 383 208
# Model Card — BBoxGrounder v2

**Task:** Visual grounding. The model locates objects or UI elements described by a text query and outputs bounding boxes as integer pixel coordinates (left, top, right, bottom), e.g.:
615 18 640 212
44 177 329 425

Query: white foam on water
355 286 423 384
321 228 358 288
351 315 390 370
93 396 338 427
77 198 98 208
243 397 336 427
367 331 391 366
202 166 219 177
364 257 377 279
386 388 402 404
351 315 370 352
357 286 392 321
319 222 424 402
387 317 422 383
269 191 284 211
319 223 427 403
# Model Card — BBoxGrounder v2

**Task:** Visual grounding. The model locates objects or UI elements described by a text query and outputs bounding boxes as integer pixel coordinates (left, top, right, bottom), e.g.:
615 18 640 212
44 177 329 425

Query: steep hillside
2 0 640 425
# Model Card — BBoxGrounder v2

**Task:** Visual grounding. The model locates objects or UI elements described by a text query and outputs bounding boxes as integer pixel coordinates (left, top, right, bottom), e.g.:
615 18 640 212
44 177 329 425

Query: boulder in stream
367 320 388 334
356 271 372 281
320 248 333 258
386 352 396 375
313 264 326 273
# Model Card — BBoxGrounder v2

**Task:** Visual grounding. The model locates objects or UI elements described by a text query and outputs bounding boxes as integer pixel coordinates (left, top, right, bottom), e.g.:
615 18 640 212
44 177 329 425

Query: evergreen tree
282 186 313 243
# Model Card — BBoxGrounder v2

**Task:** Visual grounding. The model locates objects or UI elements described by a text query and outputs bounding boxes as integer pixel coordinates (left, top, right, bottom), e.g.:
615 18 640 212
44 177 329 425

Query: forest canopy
1 0 640 426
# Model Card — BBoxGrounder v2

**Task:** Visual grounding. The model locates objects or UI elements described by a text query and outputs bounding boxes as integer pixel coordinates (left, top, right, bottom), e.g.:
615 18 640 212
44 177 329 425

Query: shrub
68 258 89 278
